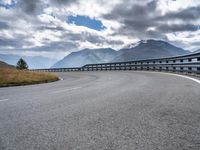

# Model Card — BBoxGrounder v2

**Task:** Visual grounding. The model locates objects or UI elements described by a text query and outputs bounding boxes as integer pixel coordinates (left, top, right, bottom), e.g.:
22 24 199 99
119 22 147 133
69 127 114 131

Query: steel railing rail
31 52 200 75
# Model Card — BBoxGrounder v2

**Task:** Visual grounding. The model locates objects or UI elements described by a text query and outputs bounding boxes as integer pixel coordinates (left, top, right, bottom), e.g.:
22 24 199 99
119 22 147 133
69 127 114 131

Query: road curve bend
0 71 200 150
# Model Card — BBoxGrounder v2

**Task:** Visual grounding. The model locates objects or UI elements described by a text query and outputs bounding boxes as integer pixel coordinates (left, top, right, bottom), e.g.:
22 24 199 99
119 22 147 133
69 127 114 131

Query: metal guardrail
31 52 200 75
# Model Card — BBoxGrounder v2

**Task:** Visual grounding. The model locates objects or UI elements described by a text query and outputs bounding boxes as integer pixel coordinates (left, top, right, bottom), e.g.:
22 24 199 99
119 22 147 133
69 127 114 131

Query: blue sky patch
67 15 106 31
0 0 16 9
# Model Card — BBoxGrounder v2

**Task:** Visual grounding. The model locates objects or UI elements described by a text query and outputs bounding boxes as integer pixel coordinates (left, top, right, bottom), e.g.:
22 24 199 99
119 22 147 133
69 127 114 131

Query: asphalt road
0 71 200 150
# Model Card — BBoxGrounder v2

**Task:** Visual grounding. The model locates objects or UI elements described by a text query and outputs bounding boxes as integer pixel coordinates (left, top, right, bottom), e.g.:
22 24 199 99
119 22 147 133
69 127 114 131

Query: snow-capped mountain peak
124 40 148 49
123 41 140 49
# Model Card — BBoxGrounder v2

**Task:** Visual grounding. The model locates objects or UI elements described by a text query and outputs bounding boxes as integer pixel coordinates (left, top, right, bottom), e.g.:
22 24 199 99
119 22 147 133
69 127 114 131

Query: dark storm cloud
17 0 78 15
103 1 160 38
30 41 78 52
0 33 33 49
106 39 124 46
37 26 65 31
103 1 200 39
145 30 168 40
190 41 200 47
50 0 78 5
0 38 21 47
157 6 200 21
157 24 197 33
18 0 42 15
0 21 9 29
106 0 158 18
60 32 124 47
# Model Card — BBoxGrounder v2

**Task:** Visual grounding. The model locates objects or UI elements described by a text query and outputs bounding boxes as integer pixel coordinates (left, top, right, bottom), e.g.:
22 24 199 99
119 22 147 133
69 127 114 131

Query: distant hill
194 49 200 53
52 48 117 68
0 54 57 69
112 40 189 62
52 39 190 68
0 60 14 68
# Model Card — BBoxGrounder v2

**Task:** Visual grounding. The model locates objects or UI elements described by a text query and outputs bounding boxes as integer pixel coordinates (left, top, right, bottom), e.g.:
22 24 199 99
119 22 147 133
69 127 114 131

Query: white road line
53 87 82 94
155 72 200 85
0 99 9 102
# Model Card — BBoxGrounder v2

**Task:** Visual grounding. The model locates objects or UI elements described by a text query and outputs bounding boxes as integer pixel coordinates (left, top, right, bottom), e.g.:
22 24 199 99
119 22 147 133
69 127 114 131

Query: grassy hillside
0 61 14 68
0 68 59 87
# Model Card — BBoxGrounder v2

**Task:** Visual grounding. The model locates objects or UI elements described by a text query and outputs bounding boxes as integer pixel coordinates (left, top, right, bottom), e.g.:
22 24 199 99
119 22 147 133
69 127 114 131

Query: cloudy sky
0 0 200 60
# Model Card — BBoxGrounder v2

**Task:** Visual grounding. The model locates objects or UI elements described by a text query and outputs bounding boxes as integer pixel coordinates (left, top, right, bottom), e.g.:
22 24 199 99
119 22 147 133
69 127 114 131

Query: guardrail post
197 67 200 74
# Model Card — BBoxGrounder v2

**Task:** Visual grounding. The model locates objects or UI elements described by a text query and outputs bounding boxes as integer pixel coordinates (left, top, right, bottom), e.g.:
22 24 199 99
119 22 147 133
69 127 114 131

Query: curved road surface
0 71 200 150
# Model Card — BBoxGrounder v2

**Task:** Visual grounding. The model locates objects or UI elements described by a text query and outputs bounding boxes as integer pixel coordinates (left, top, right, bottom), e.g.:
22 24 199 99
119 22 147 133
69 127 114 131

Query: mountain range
112 40 189 62
52 39 190 68
195 49 200 53
52 48 117 68
0 39 195 69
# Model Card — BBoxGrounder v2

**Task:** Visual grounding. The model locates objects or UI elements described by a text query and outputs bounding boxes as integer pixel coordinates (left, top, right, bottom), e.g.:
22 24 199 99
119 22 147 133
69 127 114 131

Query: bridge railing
31 52 200 75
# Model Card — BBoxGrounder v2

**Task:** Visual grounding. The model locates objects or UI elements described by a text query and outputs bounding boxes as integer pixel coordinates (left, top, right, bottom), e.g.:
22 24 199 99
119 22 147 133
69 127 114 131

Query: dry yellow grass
0 68 59 87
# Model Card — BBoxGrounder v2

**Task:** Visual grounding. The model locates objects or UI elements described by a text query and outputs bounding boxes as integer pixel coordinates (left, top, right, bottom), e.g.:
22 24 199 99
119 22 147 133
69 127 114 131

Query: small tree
16 58 28 70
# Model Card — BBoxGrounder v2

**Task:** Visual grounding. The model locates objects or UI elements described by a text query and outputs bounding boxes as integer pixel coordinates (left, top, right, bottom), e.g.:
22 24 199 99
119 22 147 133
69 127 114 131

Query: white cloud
157 0 200 14
0 0 200 60
0 0 14 5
